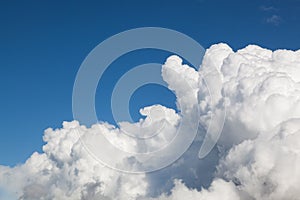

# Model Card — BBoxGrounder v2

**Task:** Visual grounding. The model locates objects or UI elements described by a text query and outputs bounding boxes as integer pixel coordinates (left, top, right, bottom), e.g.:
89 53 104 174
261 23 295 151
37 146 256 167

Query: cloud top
0 43 300 200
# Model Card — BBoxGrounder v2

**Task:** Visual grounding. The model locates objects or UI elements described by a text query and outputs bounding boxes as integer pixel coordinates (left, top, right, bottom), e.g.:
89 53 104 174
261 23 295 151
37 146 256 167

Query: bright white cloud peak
1 44 300 200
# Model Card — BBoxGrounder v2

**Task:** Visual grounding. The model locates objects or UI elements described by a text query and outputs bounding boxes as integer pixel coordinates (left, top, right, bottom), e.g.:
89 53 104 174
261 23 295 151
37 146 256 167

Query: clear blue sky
0 0 299 166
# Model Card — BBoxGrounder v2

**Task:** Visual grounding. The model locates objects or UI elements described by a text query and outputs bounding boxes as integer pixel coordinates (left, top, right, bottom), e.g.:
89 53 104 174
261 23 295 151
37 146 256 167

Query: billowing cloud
0 43 299 200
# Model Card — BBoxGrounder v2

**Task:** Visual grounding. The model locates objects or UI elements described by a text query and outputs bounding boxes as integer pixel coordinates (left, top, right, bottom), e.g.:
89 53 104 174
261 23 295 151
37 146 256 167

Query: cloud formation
0 43 300 200
266 15 283 26
259 5 278 12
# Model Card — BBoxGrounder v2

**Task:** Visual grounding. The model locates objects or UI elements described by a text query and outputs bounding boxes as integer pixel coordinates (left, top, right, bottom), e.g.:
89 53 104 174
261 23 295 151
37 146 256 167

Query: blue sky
0 0 299 166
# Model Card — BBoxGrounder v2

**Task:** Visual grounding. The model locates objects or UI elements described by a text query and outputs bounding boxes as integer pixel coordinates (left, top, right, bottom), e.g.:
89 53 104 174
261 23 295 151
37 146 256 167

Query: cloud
259 5 282 26
259 5 278 12
151 44 300 199
265 15 283 26
0 43 300 199
146 179 240 200
216 119 300 200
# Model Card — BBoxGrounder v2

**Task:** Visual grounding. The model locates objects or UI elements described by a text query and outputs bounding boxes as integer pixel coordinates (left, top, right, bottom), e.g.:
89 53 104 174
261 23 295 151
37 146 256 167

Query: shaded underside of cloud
0 43 300 200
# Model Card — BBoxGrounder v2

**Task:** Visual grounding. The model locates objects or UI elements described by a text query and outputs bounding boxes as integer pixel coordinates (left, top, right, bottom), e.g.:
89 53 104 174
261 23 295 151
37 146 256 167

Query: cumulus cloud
217 119 300 200
0 43 300 200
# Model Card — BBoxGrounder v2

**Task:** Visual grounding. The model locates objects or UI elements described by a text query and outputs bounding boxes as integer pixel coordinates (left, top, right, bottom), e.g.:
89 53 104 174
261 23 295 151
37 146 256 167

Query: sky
0 0 300 167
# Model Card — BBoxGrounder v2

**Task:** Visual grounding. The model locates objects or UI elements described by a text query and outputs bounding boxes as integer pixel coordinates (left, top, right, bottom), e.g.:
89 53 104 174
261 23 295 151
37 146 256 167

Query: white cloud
266 15 283 26
259 5 278 12
217 119 300 200
0 43 300 200
147 179 240 200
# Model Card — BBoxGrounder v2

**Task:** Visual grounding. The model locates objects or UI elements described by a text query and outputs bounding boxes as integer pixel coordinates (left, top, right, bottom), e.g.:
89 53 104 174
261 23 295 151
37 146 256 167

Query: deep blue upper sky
0 0 299 166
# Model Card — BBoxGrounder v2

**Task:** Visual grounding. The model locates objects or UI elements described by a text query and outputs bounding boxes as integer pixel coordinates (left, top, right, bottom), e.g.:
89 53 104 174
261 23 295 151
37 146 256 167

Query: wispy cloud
266 14 283 26
259 4 283 26
259 5 278 12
